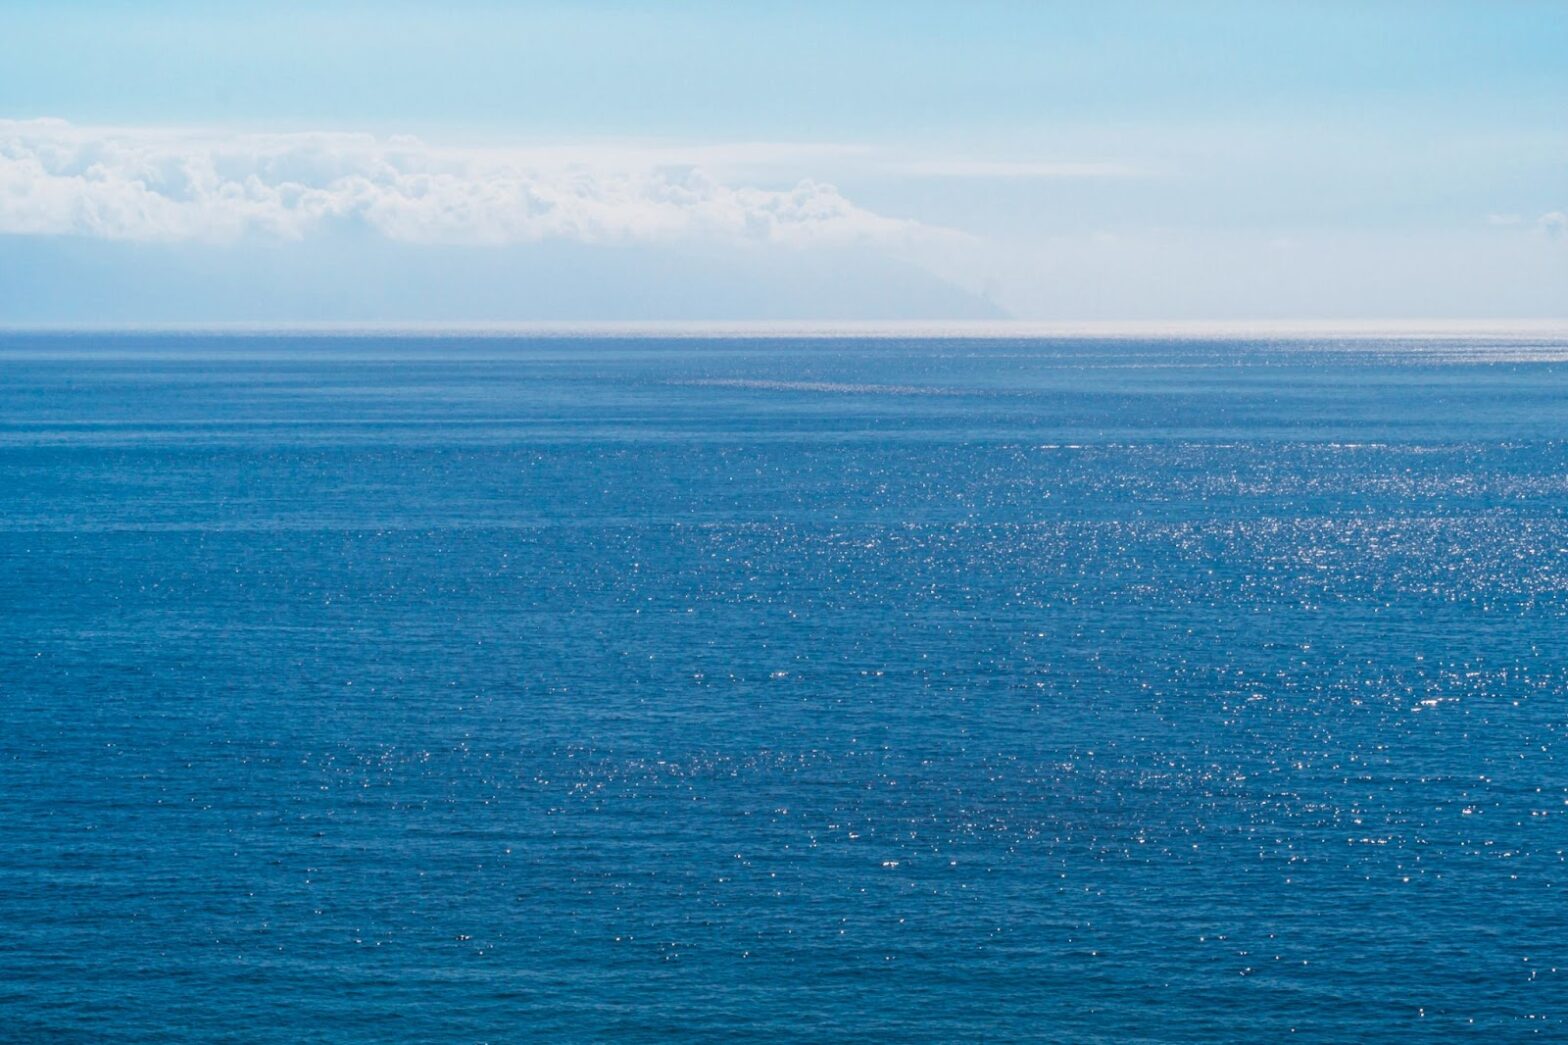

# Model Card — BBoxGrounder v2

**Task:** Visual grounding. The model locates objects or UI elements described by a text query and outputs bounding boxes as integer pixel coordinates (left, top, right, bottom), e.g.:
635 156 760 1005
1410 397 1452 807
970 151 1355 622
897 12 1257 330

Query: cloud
0 119 931 247
892 159 1138 179
1540 211 1567 238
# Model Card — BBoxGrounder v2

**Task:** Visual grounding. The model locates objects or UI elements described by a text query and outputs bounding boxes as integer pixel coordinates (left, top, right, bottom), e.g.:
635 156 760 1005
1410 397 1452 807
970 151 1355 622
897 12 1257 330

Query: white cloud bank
1489 211 1567 238
0 119 930 247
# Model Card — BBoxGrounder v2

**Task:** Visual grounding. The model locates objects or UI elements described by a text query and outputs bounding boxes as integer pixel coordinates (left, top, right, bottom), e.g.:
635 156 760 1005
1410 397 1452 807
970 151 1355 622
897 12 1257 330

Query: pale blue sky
1 1 1563 322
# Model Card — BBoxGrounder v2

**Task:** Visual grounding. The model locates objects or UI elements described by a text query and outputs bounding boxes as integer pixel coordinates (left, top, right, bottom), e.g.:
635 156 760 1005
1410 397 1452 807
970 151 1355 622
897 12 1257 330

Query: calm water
1 334 1565 1042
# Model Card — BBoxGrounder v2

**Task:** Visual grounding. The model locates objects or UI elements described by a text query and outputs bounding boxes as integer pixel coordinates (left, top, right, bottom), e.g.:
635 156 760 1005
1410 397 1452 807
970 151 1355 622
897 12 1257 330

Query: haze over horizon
2 2 1564 323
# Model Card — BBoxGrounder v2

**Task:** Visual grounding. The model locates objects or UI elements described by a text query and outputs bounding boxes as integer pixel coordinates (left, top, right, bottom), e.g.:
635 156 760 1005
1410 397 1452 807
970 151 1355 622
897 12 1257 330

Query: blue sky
1 1 1563 322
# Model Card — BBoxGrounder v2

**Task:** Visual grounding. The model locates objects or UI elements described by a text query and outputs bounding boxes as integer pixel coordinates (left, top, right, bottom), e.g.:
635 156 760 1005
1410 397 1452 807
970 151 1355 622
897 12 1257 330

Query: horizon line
2 319 1567 340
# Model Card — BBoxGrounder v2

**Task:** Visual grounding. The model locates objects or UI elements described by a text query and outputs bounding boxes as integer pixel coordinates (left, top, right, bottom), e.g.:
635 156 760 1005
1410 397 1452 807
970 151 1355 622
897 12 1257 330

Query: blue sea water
0 333 1564 1042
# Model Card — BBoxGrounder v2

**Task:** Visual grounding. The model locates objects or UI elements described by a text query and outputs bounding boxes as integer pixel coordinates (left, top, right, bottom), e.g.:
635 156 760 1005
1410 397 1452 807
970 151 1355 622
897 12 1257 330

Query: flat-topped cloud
0 119 933 247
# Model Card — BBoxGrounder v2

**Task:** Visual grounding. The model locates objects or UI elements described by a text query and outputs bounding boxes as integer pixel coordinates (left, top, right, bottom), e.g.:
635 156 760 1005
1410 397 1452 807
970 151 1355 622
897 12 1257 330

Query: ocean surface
1 333 1564 1042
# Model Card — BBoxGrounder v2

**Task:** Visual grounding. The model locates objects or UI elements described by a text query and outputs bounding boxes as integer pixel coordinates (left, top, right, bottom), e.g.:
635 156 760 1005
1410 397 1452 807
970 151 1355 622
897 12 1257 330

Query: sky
1 1 1564 324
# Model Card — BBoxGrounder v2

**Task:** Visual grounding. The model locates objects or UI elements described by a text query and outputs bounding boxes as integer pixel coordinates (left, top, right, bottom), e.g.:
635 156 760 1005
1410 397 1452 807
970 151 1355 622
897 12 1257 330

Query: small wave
679 378 975 397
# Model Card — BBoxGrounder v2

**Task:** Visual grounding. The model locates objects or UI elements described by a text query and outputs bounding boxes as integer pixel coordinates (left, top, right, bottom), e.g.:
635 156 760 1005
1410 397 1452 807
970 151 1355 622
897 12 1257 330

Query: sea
1 332 1564 1042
